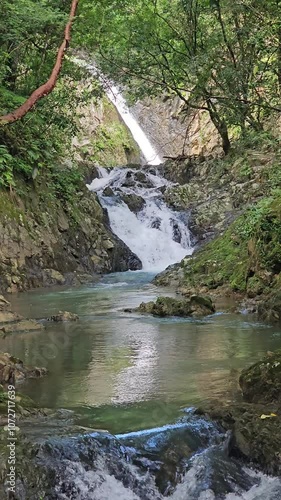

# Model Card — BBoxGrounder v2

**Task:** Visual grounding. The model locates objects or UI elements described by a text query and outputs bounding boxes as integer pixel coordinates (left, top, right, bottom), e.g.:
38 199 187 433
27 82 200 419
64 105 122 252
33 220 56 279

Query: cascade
104 85 162 165
88 166 193 272
79 60 162 165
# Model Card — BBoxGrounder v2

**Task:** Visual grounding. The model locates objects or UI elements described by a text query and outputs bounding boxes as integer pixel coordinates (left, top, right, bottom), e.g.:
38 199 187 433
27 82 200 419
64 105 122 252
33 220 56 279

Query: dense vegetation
0 0 101 190
0 0 280 309
81 0 281 153
1 0 280 185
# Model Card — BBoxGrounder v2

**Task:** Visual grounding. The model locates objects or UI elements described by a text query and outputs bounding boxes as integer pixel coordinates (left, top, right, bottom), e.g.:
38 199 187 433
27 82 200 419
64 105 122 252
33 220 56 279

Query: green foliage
78 0 281 151
239 162 253 180
183 191 281 294
235 198 274 240
0 145 15 187
50 165 83 203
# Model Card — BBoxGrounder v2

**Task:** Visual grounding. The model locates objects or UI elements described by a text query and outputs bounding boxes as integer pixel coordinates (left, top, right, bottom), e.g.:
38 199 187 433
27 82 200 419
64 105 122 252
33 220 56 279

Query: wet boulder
49 311 79 322
136 295 215 317
190 295 215 316
121 193 146 213
170 218 181 243
102 186 114 197
239 350 281 405
196 401 281 476
135 171 154 188
122 170 135 187
151 217 162 230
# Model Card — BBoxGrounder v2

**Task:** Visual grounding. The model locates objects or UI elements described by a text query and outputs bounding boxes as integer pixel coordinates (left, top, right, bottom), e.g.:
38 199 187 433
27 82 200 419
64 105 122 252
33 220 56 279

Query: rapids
87 166 192 271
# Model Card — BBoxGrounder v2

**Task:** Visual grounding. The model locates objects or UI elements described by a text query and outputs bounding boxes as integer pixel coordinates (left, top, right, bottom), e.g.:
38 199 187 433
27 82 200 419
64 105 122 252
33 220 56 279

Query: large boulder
239 350 281 405
121 194 146 213
197 401 281 476
136 295 215 317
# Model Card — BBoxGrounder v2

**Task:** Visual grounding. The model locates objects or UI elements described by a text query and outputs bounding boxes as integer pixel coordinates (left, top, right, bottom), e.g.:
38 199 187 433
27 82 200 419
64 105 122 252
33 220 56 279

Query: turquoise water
1 271 281 434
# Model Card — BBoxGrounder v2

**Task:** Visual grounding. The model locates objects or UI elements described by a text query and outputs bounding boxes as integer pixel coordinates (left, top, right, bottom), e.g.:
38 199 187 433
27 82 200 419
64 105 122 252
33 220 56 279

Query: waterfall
81 60 191 271
105 85 162 165
78 60 162 165
88 166 193 272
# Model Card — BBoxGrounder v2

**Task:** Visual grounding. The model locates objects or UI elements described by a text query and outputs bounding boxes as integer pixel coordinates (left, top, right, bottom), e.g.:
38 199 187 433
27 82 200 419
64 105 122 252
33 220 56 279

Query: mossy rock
197 401 281 475
137 295 215 317
239 350 281 404
258 291 281 323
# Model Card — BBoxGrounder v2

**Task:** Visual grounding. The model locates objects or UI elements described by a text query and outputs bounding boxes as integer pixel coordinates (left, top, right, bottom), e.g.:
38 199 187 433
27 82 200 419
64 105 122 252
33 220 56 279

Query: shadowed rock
198 349 281 476
121 193 146 213
0 352 47 387
134 295 215 317
239 349 281 405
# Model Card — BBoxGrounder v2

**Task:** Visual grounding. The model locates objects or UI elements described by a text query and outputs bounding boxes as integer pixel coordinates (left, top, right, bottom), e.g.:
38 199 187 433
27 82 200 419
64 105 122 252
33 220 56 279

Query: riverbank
154 132 281 322
198 349 281 476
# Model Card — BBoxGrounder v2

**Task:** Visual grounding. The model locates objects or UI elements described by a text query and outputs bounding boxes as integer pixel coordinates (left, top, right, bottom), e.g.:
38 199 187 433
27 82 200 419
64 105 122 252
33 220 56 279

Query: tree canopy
0 0 280 181
78 0 281 152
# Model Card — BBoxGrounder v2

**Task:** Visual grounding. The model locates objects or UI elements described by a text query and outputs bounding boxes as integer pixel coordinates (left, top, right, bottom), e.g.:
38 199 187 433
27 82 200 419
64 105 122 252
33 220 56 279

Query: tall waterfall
88 167 192 272
83 62 192 271
80 60 162 165
105 85 162 166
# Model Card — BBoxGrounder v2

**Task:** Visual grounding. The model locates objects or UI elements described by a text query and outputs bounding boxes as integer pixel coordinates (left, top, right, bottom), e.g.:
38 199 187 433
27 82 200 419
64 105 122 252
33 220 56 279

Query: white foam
224 469 281 499
106 85 162 165
88 167 192 272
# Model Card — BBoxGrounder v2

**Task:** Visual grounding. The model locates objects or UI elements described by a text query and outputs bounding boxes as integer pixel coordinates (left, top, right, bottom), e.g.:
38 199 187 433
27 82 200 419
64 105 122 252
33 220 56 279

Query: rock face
132 96 222 158
153 149 281 321
136 295 215 317
0 179 141 294
0 352 47 387
239 350 281 405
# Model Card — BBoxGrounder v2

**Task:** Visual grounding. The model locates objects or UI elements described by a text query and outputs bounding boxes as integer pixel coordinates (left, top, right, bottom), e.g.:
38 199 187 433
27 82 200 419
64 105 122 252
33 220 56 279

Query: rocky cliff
0 91 142 294
132 95 222 158
154 134 281 321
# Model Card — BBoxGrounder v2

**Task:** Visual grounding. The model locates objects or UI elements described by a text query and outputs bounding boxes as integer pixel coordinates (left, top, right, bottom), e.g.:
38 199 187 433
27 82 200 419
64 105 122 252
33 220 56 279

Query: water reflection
1 272 280 431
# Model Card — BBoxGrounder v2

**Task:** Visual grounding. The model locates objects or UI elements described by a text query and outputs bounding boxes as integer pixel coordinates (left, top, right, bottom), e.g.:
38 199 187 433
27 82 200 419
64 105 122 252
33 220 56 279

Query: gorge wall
0 92 142 294
132 96 222 159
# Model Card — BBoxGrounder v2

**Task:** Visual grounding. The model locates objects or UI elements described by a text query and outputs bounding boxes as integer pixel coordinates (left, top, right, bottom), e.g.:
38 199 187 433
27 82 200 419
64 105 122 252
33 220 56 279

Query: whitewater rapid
87 166 192 272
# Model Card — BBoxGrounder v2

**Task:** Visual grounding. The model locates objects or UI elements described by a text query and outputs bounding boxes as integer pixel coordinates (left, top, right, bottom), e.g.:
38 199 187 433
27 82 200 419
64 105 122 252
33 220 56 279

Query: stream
1 86 281 499
2 273 281 499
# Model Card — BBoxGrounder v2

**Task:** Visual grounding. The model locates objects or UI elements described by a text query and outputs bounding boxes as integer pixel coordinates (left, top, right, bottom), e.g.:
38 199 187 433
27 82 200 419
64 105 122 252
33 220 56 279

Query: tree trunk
0 0 79 125
206 98 231 155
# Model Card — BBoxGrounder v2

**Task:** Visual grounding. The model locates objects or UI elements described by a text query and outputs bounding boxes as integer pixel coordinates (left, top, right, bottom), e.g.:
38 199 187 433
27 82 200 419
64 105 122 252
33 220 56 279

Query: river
1 273 281 498
1 84 281 499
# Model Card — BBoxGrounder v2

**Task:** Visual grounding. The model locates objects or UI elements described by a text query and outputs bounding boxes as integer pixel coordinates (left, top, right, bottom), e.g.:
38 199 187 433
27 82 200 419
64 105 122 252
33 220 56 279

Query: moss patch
180 191 281 297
